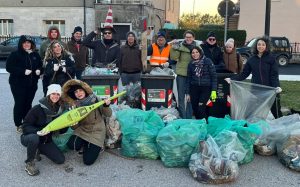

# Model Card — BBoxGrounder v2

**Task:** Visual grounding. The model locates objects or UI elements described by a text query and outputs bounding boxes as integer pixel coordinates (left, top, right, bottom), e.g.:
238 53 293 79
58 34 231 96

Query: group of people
6 21 283 176
6 25 116 176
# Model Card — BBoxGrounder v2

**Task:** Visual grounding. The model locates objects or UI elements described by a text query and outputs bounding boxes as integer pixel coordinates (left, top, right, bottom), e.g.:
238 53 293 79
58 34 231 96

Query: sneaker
16 126 23 134
25 161 40 176
35 150 42 162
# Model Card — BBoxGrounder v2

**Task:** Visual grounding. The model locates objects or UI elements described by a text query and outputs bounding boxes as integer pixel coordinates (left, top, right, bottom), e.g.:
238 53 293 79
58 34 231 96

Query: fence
290 42 300 54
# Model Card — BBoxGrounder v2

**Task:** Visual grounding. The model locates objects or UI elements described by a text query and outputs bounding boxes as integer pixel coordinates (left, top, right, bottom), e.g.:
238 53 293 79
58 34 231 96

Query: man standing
119 31 143 85
67 26 89 80
147 31 171 68
200 31 225 72
82 6 120 68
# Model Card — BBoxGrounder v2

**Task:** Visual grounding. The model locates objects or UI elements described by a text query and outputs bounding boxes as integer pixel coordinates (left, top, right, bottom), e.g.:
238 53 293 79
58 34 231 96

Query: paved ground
1 73 300 187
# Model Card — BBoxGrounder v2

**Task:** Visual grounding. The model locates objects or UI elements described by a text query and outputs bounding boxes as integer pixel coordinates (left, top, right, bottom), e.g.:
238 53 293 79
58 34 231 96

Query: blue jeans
176 75 193 119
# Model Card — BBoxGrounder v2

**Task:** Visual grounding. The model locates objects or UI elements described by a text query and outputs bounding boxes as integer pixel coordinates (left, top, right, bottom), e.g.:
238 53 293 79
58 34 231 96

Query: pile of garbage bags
82 66 117 76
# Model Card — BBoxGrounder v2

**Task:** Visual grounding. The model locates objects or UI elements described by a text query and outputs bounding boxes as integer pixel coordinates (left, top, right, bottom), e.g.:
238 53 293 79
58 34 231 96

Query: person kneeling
62 80 112 165
21 84 65 176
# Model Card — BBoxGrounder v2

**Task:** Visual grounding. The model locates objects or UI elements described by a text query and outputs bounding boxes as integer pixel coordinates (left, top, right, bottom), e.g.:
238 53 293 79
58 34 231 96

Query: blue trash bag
52 127 74 152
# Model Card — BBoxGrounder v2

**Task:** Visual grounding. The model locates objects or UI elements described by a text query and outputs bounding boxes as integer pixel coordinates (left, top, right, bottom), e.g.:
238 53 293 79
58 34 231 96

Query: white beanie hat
46 84 62 96
225 38 235 47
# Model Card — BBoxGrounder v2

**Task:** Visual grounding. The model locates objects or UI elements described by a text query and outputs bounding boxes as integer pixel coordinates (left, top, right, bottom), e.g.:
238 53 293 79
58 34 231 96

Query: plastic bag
149 67 174 76
118 82 141 108
255 114 300 156
82 66 114 76
156 119 207 167
189 136 239 184
150 106 179 123
230 80 277 121
214 130 247 163
52 127 74 152
104 116 122 149
116 109 164 159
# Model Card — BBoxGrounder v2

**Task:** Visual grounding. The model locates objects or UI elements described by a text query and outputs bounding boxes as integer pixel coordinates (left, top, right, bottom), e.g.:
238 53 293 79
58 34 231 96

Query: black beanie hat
126 31 136 39
67 85 87 100
73 26 83 34
207 31 216 38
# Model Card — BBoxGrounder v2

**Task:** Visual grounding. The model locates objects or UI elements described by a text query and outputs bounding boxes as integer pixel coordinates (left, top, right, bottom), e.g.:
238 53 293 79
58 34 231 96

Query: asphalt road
1 73 300 186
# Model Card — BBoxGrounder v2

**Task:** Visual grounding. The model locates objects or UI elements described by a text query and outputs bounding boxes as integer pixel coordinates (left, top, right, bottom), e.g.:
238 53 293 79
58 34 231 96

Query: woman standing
6 35 43 133
223 38 243 73
62 79 112 165
43 41 75 96
186 46 217 119
21 84 65 176
227 36 283 118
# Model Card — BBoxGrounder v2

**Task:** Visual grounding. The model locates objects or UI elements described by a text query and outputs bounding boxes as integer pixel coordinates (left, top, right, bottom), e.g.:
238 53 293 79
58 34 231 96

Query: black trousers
67 135 102 165
21 134 65 164
190 85 211 119
10 84 37 127
271 94 283 119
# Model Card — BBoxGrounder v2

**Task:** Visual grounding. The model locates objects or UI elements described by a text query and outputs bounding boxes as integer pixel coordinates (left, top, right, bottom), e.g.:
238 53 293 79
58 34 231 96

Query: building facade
238 0 300 43
0 0 180 39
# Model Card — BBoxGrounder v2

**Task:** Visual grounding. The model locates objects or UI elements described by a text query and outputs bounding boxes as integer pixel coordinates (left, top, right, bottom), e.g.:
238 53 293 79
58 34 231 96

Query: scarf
39 97 64 124
192 57 205 77
182 40 196 52
75 94 97 107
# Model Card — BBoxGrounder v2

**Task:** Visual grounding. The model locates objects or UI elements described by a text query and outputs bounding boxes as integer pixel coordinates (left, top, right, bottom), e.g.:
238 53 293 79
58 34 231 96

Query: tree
178 13 224 30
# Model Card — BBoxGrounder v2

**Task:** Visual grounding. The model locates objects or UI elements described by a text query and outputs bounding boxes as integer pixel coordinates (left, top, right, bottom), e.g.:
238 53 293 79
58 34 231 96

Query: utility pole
224 0 229 43
265 0 271 36
83 0 87 37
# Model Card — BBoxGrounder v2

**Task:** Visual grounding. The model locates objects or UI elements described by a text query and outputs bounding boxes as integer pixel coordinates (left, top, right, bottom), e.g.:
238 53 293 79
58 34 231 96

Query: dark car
0 36 46 58
237 36 292 66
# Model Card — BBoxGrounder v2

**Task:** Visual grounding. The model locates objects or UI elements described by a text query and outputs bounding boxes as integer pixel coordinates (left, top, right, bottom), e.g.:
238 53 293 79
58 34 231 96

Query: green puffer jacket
170 41 200 76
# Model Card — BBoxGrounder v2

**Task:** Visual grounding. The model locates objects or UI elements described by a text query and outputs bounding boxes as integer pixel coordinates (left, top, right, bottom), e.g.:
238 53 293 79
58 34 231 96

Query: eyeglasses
103 32 112 35
208 38 216 41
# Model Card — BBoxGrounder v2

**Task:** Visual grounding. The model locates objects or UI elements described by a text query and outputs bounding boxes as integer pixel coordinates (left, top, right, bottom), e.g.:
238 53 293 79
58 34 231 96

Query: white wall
238 0 300 42
0 7 95 37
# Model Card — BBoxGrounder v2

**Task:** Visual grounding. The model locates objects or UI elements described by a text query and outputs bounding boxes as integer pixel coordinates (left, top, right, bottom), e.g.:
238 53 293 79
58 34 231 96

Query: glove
70 122 78 126
162 62 169 68
276 87 282 93
53 64 59 71
224 78 231 84
62 67 66 73
210 91 217 102
25 69 32 75
103 98 111 107
37 129 50 136
35 69 41 76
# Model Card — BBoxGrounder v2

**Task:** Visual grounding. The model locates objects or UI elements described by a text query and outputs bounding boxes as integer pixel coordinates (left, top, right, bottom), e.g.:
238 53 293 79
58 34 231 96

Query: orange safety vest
149 43 171 66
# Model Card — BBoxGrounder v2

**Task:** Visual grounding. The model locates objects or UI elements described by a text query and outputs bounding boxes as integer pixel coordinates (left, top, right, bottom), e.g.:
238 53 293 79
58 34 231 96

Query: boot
25 161 40 176
35 150 42 161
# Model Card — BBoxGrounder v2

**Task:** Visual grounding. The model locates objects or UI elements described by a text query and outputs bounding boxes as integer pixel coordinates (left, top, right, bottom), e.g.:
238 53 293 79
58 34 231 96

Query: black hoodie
6 35 43 87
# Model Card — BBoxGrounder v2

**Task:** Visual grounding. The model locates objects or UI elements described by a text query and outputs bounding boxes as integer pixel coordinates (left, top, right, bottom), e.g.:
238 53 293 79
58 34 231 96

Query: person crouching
62 80 112 165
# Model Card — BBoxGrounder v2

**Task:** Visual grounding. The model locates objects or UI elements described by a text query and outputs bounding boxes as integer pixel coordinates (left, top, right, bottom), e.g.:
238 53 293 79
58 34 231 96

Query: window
44 20 65 36
0 19 13 36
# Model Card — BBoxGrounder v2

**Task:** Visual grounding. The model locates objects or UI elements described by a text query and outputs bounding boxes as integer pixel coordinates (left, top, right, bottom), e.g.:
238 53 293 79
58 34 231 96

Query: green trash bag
227 116 263 164
207 117 232 137
156 119 207 167
116 109 164 159
52 127 74 152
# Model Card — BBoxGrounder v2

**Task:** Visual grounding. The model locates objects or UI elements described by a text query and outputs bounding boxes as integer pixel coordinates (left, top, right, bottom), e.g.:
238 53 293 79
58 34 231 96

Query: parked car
0 36 46 58
237 36 292 66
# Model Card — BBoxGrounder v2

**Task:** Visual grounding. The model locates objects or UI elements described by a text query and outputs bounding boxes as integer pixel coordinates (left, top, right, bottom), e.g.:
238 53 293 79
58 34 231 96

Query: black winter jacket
6 50 42 87
231 52 280 87
82 31 120 67
200 42 225 71
22 97 65 143
44 54 75 87
186 56 217 94
120 42 142 73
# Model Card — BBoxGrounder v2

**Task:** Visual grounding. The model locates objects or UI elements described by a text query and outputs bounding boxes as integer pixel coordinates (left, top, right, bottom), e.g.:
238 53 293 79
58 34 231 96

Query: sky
180 0 238 15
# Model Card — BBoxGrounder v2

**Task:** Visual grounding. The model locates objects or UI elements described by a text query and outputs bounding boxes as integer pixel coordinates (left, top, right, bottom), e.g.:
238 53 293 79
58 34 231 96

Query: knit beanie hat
126 31 136 39
207 31 216 38
47 84 62 96
157 31 166 38
225 38 235 47
73 26 83 34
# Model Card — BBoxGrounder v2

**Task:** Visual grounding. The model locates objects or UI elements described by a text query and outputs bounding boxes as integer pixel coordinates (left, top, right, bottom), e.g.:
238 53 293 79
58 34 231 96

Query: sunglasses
103 32 112 35
208 38 216 41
